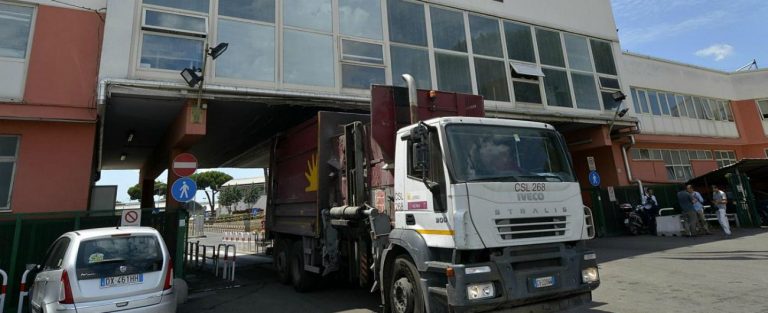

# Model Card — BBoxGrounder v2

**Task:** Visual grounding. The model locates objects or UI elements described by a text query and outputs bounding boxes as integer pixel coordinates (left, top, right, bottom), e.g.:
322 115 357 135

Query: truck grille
495 216 567 240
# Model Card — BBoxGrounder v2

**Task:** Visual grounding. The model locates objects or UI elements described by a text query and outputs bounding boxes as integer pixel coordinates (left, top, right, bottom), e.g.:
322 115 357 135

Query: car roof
64 226 160 239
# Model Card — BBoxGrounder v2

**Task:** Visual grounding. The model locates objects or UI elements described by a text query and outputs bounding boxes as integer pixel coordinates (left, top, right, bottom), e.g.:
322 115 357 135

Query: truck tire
274 239 291 284
290 241 316 292
389 256 425 313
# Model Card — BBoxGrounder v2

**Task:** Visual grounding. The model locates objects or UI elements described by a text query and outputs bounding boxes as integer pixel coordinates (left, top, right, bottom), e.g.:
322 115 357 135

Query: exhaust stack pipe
401 74 419 123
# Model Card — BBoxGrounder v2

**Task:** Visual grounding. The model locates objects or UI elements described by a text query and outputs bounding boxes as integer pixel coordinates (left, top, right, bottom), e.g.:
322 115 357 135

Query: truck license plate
533 276 555 288
100 274 143 288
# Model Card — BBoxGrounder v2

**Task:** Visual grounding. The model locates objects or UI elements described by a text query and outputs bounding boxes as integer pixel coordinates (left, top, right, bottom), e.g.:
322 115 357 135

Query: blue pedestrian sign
588 171 601 187
171 177 197 202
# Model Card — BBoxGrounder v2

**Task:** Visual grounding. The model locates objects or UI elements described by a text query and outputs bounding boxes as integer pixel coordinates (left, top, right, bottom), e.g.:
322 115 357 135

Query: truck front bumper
441 242 599 313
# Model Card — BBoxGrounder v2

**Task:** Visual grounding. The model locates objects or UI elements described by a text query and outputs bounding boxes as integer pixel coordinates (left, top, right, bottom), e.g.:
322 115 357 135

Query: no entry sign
173 153 198 177
121 209 141 227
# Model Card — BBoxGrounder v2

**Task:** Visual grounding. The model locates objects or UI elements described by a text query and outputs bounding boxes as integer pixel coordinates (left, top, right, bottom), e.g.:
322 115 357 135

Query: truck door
394 125 454 248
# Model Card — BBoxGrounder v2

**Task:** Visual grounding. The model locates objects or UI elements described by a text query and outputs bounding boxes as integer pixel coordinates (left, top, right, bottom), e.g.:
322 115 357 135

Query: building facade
0 0 105 213
1 0 766 214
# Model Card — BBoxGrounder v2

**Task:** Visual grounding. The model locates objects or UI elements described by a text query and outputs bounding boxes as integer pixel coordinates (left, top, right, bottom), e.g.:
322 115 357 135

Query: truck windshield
445 124 575 183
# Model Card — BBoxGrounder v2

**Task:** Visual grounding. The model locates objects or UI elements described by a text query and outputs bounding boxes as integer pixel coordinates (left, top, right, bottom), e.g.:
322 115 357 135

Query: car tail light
164 259 174 290
59 270 75 304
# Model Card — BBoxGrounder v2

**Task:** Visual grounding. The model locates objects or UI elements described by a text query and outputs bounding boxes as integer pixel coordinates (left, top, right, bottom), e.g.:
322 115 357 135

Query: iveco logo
119 265 127 273
517 192 545 201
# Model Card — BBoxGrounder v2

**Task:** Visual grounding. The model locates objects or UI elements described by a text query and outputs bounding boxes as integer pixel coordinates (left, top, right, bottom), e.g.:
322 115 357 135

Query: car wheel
389 256 425 313
274 239 291 285
290 241 316 292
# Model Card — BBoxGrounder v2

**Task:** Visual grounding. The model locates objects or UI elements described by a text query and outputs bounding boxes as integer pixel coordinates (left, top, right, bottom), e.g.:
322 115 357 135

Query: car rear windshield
75 235 163 280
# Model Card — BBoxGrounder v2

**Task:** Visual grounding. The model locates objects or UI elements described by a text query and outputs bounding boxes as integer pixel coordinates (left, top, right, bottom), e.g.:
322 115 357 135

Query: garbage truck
266 75 600 312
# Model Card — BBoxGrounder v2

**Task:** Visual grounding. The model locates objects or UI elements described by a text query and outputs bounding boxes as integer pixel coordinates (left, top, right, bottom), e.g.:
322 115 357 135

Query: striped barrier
0 268 6 313
16 269 31 313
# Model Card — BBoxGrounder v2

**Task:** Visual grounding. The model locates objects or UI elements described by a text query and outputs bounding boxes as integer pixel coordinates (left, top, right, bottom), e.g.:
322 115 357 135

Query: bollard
216 244 227 277
16 269 31 313
229 244 237 281
1 268 7 313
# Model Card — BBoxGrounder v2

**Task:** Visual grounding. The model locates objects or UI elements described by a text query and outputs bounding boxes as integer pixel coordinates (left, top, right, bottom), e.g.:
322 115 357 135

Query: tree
243 184 261 209
190 171 233 216
219 187 244 213
127 181 167 201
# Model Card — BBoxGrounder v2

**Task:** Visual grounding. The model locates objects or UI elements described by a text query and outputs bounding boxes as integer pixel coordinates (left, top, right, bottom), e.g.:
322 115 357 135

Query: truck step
428 286 447 297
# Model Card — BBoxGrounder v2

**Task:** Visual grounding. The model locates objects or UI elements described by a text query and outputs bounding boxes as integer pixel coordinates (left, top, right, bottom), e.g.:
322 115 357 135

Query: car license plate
533 276 555 288
100 274 143 288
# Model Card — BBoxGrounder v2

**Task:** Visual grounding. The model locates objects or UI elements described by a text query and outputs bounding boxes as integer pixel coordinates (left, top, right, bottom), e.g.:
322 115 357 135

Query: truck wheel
389 256 425 313
290 241 316 292
274 239 291 284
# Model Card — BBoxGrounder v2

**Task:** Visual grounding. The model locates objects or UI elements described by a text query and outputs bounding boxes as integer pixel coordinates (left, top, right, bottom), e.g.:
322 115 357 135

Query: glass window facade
536 28 565 67
542 68 571 108
339 0 383 40
503 22 535 63
564 34 592 72
216 19 275 81
571 73 600 110
219 0 275 23
430 7 467 52
139 34 203 70
144 0 208 13
283 30 334 87
435 53 472 93
469 15 502 58
391 45 431 88
474 58 509 101
283 0 332 32
387 0 427 46
590 39 617 75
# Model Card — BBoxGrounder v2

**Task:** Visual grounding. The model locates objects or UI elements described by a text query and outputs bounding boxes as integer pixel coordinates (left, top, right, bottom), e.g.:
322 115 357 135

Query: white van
30 227 176 313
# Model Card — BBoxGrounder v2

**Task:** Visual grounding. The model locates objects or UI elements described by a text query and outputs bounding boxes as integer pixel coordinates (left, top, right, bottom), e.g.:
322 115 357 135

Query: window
283 0 331 32
474 58 509 101
435 53 471 93
387 0 426 46
139 1 208 72
571 72 600 110
664 150 693 181
647 91 661 116
669 94 681 117
714 150 737 168
513 81 542 104
339 0 383 40
218 0 274 23
76 236 164 279
340 40 385 89
215 19 275 81
509 62 543 104
758 100 768 120
503 21 535 63
0 136 19 210
0 3 34 59
390 45 431 88
430 7 466 52
637 90 650 114
535 28 564 67
541 68 571 108
469 15 502 58
658 92 671 115
684 96 697 119
631 88 642 113
43 237 70 271
563 34 592 72
590 39 617 75
283 30 334 87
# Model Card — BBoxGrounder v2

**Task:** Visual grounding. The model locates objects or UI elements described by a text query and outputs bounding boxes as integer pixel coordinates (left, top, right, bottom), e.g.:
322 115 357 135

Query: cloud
695 44 734 61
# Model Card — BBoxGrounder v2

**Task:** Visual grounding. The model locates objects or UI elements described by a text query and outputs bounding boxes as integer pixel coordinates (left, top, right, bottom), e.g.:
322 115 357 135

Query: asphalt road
180 228 768 313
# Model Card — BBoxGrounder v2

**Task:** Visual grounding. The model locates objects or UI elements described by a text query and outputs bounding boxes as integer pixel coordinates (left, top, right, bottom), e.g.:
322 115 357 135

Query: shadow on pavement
587 228 767 263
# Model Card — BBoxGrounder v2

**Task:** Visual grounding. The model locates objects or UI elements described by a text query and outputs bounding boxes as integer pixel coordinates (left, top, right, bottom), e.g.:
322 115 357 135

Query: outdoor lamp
617 107 629 118
208 42 229 60
611 91 627 102
180 67 203 87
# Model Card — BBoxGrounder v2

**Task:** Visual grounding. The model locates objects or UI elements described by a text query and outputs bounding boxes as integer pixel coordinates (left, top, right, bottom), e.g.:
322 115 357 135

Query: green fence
0 208 187 312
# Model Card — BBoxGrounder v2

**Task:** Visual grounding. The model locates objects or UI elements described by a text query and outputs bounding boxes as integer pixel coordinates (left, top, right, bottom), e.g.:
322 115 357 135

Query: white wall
429 0 619 41
730 70 768 101
98 0 136 79
621 53 735 100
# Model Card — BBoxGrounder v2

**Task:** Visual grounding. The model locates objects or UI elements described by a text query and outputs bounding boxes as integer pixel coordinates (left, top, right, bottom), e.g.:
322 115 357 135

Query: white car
30 227 176 313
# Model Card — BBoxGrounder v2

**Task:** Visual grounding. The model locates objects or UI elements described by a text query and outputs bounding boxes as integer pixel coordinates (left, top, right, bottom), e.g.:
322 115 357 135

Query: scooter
620 203 655 235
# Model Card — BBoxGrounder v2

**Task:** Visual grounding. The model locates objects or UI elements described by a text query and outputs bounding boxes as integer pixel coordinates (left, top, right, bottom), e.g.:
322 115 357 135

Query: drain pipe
401 74 419 123
620 135 644 197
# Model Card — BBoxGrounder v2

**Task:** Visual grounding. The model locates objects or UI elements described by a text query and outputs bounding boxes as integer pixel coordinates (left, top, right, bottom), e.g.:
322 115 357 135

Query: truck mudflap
439 243 599 313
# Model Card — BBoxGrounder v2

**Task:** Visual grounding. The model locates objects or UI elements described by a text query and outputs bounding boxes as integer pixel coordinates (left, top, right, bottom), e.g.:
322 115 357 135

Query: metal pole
5 216 22 313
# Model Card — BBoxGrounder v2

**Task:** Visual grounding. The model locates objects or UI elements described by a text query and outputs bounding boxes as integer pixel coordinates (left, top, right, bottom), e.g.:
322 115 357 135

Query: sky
611 0 768 71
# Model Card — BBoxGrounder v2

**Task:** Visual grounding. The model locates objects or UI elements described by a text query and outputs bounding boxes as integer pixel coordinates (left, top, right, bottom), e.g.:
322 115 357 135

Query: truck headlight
467 283 495 300
465 266 491 275
582 267 599 283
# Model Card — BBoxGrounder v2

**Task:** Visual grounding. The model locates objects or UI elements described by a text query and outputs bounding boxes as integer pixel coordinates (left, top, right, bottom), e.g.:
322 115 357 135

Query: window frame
214 12 278 83
757 99 768 120
0 135 20 211
141 7 209 36
0 1 37 102
339 38 386 90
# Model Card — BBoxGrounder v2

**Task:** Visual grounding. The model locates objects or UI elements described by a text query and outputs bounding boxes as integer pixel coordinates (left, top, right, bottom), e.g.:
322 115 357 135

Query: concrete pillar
140 176 155 208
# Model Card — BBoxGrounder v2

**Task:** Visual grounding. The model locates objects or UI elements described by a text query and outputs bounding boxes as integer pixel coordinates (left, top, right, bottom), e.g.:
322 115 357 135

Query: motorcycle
620 203 655 235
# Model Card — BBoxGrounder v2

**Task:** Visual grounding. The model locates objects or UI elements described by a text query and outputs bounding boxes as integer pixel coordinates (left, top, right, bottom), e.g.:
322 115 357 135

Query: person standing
712 185 732 237
677 186 698 236
642 188 660 233
688 185 711 235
